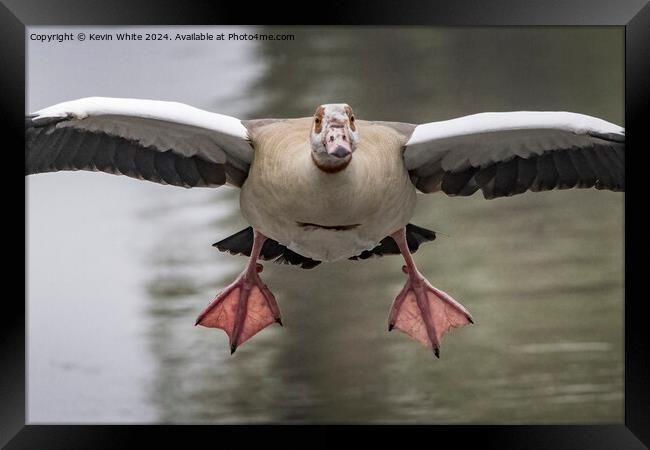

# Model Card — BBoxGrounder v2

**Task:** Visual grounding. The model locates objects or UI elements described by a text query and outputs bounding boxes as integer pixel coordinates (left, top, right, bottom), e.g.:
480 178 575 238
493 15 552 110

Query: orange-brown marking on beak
344 105 356 131
313 106 324 134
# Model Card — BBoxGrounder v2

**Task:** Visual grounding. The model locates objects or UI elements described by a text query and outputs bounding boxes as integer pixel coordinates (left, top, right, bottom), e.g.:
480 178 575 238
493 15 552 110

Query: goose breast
240 118 417 261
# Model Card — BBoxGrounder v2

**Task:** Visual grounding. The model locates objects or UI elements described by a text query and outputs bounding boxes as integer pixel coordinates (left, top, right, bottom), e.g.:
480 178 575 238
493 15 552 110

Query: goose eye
315 117 321 124
350 116 355 122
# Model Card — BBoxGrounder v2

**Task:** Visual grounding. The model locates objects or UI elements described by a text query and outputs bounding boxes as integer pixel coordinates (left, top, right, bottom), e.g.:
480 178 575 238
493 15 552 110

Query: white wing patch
406 111 623 146
31 96 254 167
33 96 249 140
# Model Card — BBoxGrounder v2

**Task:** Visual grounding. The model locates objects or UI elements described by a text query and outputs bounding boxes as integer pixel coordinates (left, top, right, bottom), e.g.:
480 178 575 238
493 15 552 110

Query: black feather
492 158 519 197
174 156 202 188
441 169 477 196
54 128 83 171
515 157 537 194
38 126 68 171
214 224 437 269
352 223 436 260
93 134 118 174
594 145 623 190
114 139 138 177
195 157 226 186
531 153 558 191
25 127 48 173
582 146 613 190
213 227 320 269
133 147 160 183
475 165 497 199
71 131 100 170
567 148 597 188
552 151 578 189
26 117 230 188
154 150 183 185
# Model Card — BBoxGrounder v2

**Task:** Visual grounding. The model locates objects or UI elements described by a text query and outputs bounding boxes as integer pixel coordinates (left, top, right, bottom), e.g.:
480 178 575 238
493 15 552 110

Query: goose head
310 103 359 173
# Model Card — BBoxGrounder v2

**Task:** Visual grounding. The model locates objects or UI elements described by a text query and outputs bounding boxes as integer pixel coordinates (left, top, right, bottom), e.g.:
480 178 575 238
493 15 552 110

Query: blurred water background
27 26 624 423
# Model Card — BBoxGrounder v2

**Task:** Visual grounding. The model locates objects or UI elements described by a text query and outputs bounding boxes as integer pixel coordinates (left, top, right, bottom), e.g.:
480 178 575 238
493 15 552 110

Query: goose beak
324 125 352 158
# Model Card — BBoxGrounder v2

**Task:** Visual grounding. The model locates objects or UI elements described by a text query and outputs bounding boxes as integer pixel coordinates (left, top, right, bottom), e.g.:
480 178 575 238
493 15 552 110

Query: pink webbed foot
195 230 282 354
388 229 473 358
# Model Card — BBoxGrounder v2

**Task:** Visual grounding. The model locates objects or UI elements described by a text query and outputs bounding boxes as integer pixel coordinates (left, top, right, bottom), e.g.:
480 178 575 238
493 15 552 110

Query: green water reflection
144 27 623 423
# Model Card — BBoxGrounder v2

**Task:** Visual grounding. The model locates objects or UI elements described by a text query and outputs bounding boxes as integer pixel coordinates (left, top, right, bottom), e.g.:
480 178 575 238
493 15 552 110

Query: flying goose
25 97 625 357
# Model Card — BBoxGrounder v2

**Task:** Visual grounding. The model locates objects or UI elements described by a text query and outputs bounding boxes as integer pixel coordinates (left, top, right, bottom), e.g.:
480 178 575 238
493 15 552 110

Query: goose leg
388 228 473 358
195 229 282 354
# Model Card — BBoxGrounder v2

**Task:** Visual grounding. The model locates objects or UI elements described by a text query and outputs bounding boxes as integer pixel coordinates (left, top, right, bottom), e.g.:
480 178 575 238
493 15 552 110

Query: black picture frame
4 0 649 448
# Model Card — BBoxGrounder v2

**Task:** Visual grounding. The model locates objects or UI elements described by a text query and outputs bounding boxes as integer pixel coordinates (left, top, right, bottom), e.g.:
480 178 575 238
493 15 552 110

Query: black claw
468 316 474 324
276 318 283 327
230 344 237 355
388 323 394 331
433 348 440 359
194 318 201 326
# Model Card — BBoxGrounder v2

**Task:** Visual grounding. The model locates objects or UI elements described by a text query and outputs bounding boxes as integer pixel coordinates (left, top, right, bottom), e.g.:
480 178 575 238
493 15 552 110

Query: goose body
26 97 625 357
241 118 416 261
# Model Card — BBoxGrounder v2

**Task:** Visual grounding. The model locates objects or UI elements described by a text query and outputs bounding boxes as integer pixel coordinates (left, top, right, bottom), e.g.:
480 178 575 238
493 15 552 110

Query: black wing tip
25 115 37 129
588 130 625 143
25 114 70 129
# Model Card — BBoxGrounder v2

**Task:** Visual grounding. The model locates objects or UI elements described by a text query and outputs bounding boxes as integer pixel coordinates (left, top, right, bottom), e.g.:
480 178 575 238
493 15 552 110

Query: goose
25 97 625 357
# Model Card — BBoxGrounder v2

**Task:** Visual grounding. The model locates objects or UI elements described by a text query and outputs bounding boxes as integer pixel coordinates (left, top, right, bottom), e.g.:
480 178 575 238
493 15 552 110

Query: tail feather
349 223 436 261
213 227 321 269
214 223 437 269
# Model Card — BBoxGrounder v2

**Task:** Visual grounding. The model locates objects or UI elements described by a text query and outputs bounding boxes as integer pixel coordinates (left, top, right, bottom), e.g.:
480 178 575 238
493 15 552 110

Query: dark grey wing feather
26 97 255 188
26 118 230 188
404 112 625 199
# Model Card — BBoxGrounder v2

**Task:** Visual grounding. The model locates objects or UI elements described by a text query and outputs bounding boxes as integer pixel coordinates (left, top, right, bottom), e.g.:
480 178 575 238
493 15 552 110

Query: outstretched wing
403 111 624 199
26 97 255 188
